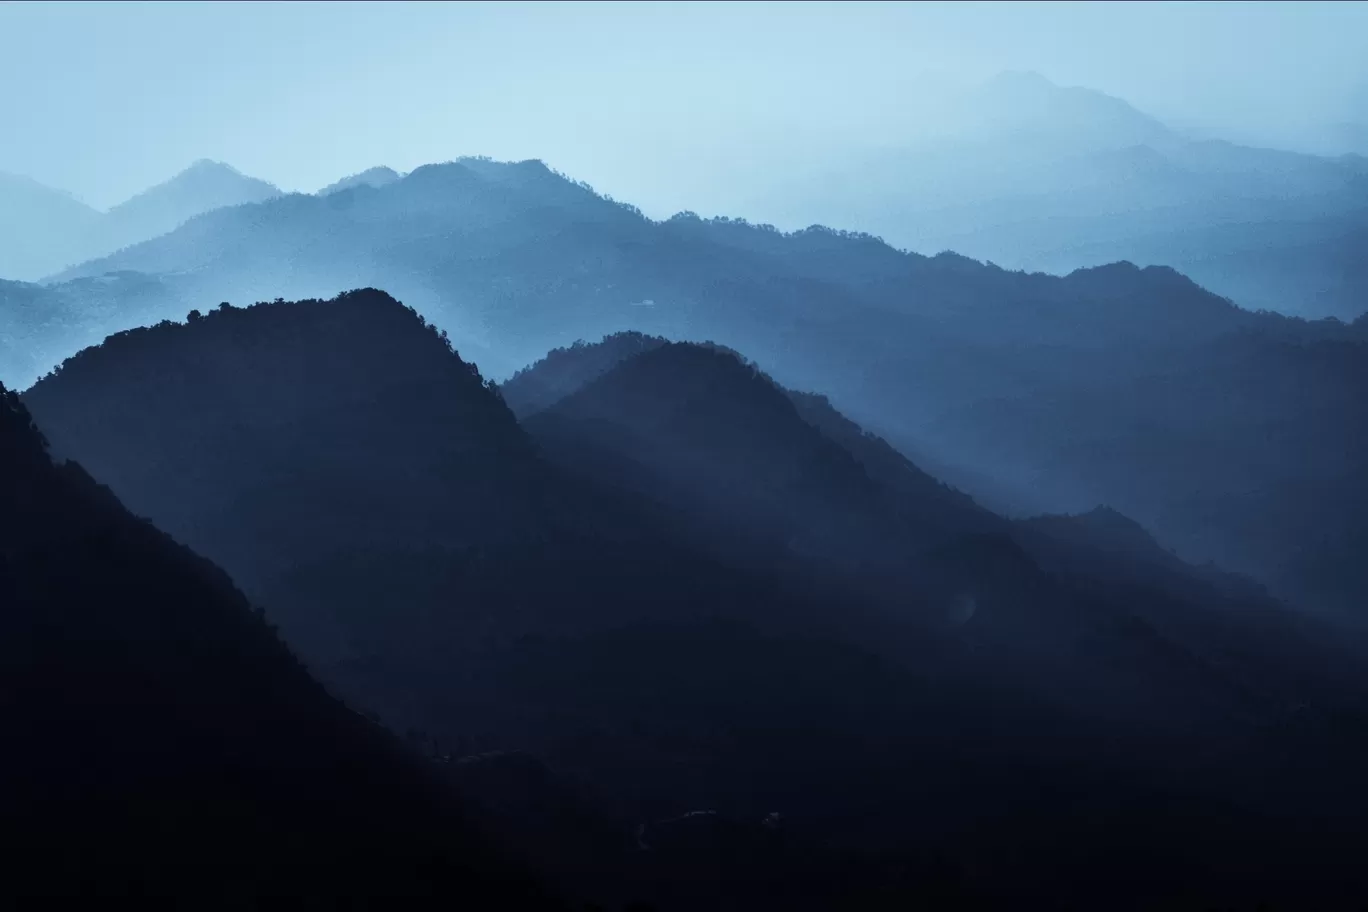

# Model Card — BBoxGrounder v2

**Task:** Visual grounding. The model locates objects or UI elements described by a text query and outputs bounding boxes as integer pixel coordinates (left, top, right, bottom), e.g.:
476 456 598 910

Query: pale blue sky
2 1 1366 212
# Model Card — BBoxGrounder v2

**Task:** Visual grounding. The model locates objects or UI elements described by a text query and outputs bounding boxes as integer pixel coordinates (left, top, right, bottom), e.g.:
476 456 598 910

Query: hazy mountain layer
746 73 1368 321
0 171 102 280
40 157 1367 618
0 161 280 283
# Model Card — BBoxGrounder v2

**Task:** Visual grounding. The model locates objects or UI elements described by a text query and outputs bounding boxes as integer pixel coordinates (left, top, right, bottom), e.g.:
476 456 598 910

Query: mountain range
0 159 280 281
17 289 1368 907
7 72 1367 321
6 71 1368 906
12 155 1365 621
745 71 1368 321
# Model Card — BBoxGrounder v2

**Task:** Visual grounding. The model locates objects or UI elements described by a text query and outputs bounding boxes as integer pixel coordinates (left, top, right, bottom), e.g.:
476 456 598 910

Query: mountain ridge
14 156 1368 621
0 379 557 904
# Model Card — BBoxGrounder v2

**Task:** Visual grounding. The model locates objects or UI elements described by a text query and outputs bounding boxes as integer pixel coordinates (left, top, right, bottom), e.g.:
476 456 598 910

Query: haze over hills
0 160 282 283
21 291 1368 907
0 171 102 280
745 72 1368 321
9 4 1368 905
98 159 281 257
21 155 1367 620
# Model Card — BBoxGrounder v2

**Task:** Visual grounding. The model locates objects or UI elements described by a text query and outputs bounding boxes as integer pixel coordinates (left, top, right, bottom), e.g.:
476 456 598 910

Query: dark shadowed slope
509 334 1368 907
23 288 552 594
522 339 1000 574
21 293 1368 907
513 334 1368 775
506 333 989 535
503 331 672 419
511 334 1367 721
0 384 555 905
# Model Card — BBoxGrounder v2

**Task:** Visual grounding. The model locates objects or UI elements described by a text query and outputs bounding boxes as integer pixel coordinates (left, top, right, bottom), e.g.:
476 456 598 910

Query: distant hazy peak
0 170 95 207
455 156 554 178
959 69 1176 151
317 166 403 196
184 158 246 176
109 159 280 213
980 69 1059 94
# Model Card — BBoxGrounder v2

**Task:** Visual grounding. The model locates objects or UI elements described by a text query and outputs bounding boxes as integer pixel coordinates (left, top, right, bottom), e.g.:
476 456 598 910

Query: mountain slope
509 333 1368 906
0 383 553 904
320 165 403 195
0 171 102 280
39 158 1368 619
0 161 281 286
23 288 550 595
952 70 1178 153
18 291 950 812
747 73 1368 322
511 334 1365 719
95 159 281 257
22 293 1368 906
518 337 1000 573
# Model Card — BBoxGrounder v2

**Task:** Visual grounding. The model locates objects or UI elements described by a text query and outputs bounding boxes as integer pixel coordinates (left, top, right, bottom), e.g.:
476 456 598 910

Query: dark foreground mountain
513 333 1368 725
24 291 1368 908
0 384 556 905
41 156 1368 619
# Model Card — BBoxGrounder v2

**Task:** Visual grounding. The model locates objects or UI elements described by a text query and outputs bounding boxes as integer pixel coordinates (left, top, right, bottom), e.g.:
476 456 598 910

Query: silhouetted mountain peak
532 343 808 462
25 288 543 589
318 166 403 196
42 287 496 399
502 331 672 418
458 156 553 177
1075 504 1162 546
393 160 486 195
0 385 51 474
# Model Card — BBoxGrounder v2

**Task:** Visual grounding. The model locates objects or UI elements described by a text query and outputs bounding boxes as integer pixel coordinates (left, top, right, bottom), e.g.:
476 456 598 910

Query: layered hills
22 290 1368 908
0 381 554 905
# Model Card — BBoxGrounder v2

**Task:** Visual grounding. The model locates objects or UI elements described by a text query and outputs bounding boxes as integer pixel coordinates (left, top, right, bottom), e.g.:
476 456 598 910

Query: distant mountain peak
983 69 1057 92
318 166 402 196
111 159 279 210
93 159 281 253
0 172 102 280
961 70 1176 152
183 158 245 176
